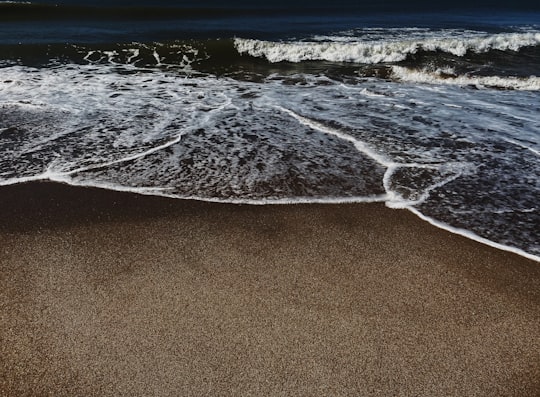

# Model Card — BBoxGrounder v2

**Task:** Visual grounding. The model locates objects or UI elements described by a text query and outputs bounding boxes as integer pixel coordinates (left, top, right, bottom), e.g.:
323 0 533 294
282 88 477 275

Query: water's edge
5 179 537 263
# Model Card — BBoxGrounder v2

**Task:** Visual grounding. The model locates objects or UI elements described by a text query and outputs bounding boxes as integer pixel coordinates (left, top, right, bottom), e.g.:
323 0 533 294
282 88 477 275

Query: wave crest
391 66 540 90
234 32 540 64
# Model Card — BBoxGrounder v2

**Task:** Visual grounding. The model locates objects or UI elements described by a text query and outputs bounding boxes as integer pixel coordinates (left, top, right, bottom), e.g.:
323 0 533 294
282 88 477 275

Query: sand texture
1 182 539 396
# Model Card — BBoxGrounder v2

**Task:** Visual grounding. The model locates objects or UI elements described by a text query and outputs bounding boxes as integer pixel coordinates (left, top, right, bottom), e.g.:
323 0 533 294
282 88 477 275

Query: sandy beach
0 181 539 396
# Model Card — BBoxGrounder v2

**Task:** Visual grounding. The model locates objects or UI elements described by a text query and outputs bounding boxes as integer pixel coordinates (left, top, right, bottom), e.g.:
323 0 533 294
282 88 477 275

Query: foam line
61 132 187 176
48 174 175 195
503 138 540 156
383 166 465 209
83 51 96 62
52 92 233 176
274 105 393 167
275 105 464 209
0 167 82 187
45 174 390 205
406 206 540 263
5 173 537 263
268 106 540 261
0 174 49 186
152 50 162 66
126 49 140 64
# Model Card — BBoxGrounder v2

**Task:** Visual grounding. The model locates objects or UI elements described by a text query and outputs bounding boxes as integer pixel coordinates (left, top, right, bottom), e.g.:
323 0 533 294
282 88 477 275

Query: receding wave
234 32 540 63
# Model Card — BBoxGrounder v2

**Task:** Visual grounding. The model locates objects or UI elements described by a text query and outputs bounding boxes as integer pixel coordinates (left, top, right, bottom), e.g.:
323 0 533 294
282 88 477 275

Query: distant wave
234 32 540 63
2 37 538 89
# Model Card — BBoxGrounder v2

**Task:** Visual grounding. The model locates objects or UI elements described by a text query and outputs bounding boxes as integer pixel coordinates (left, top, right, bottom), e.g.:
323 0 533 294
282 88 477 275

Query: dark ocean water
0 0 539 260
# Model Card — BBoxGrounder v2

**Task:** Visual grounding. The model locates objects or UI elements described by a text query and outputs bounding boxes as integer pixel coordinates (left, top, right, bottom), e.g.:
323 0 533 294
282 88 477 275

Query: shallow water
0 1 539 259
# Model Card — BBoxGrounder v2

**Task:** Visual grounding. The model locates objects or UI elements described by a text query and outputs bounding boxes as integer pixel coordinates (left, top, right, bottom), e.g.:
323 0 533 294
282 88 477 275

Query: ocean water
0 0 539 260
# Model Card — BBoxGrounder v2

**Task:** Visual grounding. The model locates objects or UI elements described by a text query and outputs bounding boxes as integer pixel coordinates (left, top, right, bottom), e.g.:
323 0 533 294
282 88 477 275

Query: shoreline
10 178 540 262
1 181 539 396
405 206 540 263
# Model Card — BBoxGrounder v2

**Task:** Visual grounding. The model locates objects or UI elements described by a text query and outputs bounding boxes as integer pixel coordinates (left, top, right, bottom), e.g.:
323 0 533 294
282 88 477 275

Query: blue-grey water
0 0 539 259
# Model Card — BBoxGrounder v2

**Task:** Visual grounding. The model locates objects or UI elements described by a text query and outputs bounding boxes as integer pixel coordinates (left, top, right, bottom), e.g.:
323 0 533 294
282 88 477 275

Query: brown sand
1 182 539 396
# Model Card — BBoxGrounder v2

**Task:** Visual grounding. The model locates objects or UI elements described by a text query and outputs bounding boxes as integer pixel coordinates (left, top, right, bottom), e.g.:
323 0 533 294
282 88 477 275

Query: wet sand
1 182 539 396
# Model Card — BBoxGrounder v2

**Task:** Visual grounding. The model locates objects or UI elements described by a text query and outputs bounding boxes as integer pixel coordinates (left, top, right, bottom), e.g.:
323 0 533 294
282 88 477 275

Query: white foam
126 49 140 64
274 106 468 209
62 132 187 175
0 174 48 186
274 105 393 167
391 66 540 91
47 174 176 196
83 51 96 62
234 32 540 64
50 175 389 205
152 50 161 66
55 95 233 176
383 163 466 209
103 51 119 64
359 88 387 98
503 138 540 156
80 43 202 69
235 38 419 63
407 206 540 263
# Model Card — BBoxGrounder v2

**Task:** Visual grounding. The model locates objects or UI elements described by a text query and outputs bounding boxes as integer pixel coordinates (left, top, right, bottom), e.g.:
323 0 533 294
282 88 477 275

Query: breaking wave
234 32 540 63
391 66 540 90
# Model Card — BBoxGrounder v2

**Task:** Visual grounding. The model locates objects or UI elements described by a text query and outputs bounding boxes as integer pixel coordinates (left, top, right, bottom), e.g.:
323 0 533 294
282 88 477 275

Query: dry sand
1 182 539 396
